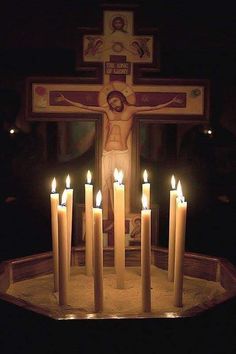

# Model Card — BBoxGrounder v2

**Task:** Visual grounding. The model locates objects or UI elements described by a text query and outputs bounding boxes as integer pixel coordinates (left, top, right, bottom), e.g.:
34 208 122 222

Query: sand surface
7 266 225 316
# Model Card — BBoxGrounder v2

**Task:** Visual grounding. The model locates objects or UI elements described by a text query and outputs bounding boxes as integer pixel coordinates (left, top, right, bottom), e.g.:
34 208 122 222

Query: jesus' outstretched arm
130 95 183 114
56 93 106 113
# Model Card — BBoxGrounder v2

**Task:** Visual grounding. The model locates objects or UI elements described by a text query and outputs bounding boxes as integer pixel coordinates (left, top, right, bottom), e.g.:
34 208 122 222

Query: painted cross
27 6 209 246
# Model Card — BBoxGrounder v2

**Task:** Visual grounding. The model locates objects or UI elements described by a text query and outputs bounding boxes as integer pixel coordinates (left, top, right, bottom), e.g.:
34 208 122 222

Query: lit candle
173 181 187 307
168 175 178 282
113 169 125 289
93 191 103 312
142 170 150 209
85 170 93 276
58 189 69 306
65 174 73 276
113 167 119 197
50 177 59 292
141 195 151 312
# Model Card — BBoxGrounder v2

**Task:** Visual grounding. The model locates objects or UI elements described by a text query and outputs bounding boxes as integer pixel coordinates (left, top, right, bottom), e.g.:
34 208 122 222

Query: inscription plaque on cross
27 7 209 247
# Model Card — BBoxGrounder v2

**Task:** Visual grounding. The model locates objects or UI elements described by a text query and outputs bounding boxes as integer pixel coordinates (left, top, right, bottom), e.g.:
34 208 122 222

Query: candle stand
0 246 236 320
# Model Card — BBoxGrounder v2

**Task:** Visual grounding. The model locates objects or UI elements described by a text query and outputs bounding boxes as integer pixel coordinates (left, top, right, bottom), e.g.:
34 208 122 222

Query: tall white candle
65 174 73 275
50 177 59 292
113 169 125 289
141 195 151 312
168 175 178 282
58 189 69 306
173 181 187 307
142 170 150 209
85 170 93 276
93 191 103 312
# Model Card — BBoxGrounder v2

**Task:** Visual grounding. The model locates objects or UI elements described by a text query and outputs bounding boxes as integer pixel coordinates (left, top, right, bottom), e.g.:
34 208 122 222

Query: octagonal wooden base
0 246 236 320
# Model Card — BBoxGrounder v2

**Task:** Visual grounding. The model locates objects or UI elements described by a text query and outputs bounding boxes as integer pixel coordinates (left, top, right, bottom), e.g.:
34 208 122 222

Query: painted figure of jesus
57 90 182 218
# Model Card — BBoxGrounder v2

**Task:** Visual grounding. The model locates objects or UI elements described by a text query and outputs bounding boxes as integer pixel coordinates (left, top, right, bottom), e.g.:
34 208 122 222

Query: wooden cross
26 5 209 247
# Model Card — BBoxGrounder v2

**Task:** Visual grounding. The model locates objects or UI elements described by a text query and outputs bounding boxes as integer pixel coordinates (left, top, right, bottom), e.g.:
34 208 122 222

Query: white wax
93 207 103 312
168 189 178 282
50 192 59 292
173 199 187 307
114 182 125 289
142 182 150 209
58 204 69 306
85 183 93 276
141 208 152 312
66 188 73 275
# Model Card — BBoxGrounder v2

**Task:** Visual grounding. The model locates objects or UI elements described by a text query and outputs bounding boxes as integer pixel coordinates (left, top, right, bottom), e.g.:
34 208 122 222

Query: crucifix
26 5 209 247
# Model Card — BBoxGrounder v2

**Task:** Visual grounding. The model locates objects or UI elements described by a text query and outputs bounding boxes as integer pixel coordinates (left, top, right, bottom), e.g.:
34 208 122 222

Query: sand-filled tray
0 247 236 319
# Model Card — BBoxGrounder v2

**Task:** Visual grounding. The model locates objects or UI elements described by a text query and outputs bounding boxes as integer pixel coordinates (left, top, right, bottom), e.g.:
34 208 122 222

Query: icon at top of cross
81 9 156 86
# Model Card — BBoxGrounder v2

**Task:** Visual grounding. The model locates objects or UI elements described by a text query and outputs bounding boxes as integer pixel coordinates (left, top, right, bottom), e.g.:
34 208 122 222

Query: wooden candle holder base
0 246 236 320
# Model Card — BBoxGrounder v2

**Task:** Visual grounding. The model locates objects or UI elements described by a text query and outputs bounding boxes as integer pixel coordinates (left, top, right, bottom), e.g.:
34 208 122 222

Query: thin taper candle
66 174 73 276
173 181 187 307
168 175 177 282
58 189 69 306
93 191 103 312
85 170 93 276
114 169 125 289
50 177 59 292
141 194 151 312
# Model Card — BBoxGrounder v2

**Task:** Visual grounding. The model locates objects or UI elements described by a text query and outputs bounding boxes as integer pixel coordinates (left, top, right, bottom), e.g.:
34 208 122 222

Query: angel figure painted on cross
56 83 183 218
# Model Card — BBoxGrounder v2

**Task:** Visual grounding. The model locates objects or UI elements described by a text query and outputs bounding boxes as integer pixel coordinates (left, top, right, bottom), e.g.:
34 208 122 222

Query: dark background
0 1 236 353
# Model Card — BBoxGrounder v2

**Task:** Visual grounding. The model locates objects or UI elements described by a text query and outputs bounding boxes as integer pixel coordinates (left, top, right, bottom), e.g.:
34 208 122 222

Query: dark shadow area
0 296 236 354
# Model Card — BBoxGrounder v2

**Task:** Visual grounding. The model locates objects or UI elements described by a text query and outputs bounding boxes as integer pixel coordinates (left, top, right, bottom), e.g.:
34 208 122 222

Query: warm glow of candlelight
143 169 148 183
171 175 176 189
96 190 102 207
61 189 67 205
177 181 184 202
117 170 123 184
114 168 119 182
66 174 70 189
142 194 148 210
87 170 92 184
51 177 57 193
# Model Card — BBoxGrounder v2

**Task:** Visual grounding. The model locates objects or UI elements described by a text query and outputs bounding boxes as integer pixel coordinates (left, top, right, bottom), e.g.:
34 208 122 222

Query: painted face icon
111 16 126 32
108 96 124 112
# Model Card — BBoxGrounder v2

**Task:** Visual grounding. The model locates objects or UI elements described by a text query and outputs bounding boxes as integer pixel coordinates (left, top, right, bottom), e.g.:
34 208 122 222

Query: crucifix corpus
26 6 209 247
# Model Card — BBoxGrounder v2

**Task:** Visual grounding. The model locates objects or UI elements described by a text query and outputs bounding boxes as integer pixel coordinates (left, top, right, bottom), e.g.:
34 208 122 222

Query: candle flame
142 194 148 210
51 177 56 193
177 181 184 202
143 169 148 183
61 189 67 205
96 190 102 207
87 170 92 184
66 174 70 189
171 175 176 189
117 170 123 184
114 168 119 182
